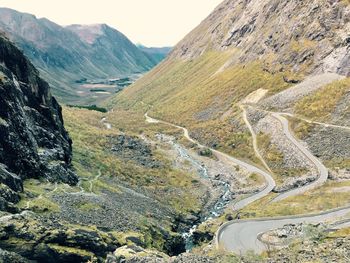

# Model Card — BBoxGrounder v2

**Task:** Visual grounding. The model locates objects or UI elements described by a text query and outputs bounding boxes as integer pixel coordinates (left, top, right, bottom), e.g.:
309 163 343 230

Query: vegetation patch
47 244 96 259
75 201 102 212
295 77 350 122
90 88 107 93
241 180 350 218
67 104 108 113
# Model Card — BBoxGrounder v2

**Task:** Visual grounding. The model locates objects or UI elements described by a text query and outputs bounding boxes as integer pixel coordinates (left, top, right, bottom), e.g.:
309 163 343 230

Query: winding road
241 105 330 202
241 105 272 174
217 206 350 254
280 112 350 131
270 113 328 202
145 113 276 211
145 109 342 254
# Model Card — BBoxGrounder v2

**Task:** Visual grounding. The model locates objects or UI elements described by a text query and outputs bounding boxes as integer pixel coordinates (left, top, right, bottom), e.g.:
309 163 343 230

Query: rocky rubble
109 135 163 168
106 245 217 263
273 174 318 193
260 73 344 111
332 90 350 126
260 223 326 247
303 126 350 162
329 168 350 181
51 184 174 234
268 236 350 263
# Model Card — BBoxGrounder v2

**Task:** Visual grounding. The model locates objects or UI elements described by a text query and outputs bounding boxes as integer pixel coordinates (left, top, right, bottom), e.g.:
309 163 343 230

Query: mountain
1 0 350 262
137 44 172 64
0 8 158 104
114 0 350 162
66 24 156 75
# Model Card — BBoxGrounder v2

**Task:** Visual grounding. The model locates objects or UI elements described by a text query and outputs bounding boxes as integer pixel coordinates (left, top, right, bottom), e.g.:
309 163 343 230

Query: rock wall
0 34 77 209
169 0 350 76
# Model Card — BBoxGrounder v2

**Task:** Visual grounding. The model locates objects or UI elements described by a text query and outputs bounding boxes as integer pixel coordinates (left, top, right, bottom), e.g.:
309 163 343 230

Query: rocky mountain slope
66 24 157 75
0 8 159 103
0 32 77 198
0 33 76 211
169 0 350 75
113 0 349 181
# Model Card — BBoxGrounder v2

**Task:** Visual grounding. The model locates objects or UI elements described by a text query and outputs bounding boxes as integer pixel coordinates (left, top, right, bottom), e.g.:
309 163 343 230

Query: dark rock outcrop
0 34 77 209
0 211 119 263
109 135 163 168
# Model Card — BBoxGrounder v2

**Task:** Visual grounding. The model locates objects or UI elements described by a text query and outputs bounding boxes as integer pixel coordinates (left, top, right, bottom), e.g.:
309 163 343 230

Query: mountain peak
66 23 106 44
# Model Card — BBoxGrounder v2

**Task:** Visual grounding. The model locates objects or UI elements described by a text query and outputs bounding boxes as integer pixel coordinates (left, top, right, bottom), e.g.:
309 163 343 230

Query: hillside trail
241 104 329 202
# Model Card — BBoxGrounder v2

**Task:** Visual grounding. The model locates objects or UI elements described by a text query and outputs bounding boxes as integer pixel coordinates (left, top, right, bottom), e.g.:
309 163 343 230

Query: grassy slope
295 78 350 122
112 51 295 165
62 107 203 214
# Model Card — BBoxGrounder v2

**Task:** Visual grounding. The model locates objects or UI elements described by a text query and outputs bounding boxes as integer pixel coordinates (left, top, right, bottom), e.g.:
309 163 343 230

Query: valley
71 74 143 105
0 0 349 262
0 8 170 105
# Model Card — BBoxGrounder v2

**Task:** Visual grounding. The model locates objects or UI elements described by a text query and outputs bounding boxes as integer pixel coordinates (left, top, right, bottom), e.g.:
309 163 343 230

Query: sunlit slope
112 0 349 164
113 51 296 163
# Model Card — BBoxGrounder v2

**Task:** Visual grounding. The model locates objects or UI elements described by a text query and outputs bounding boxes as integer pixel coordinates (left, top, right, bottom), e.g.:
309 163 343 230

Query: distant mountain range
137 44 172 64
0 8 171 103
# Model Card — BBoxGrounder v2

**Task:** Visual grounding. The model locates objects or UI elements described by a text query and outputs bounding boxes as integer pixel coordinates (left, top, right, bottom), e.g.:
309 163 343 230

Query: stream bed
157 134 233 251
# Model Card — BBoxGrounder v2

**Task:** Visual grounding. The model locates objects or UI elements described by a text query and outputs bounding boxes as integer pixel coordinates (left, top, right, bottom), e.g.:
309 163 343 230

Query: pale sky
0 0 223 47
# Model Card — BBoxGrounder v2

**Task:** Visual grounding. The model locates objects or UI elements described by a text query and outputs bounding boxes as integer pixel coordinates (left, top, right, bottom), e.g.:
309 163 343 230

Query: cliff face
169 0 350 76
0 34 77 210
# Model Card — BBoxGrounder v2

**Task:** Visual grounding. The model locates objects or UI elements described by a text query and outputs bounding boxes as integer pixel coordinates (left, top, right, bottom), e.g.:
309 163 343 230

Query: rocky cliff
0 34 77 211
170 0 350 76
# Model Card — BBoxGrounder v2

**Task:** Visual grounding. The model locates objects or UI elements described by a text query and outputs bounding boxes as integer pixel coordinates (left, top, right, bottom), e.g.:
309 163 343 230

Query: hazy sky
0 0 223 47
